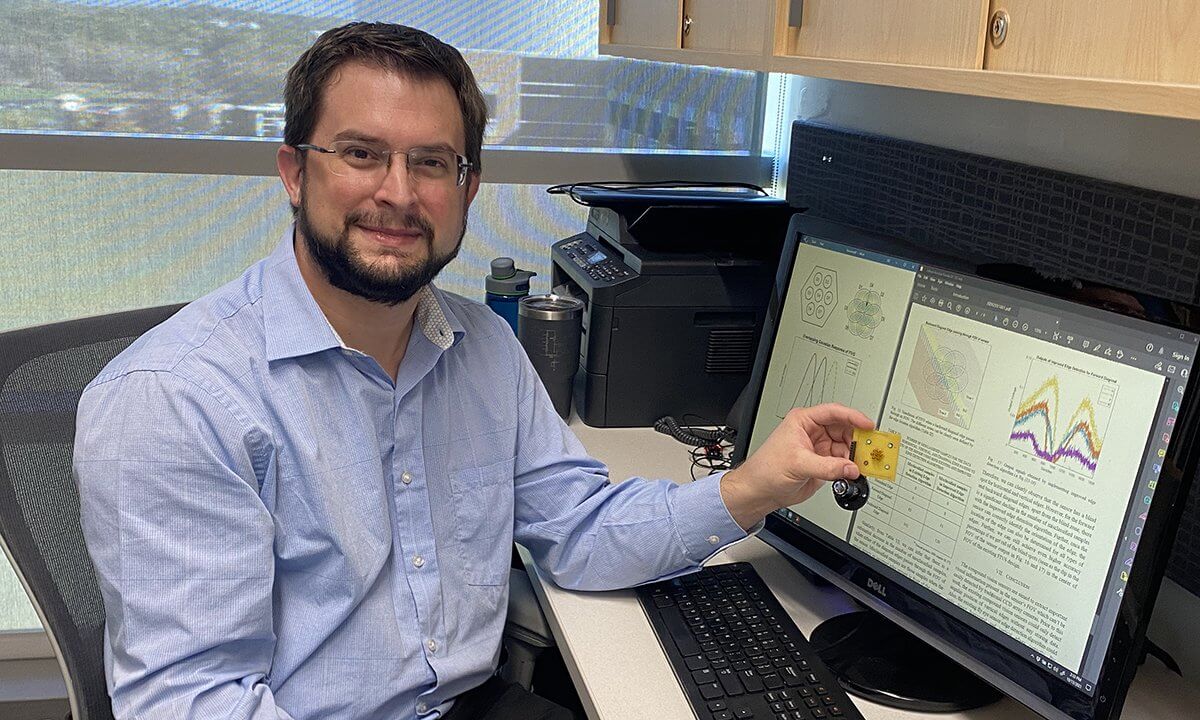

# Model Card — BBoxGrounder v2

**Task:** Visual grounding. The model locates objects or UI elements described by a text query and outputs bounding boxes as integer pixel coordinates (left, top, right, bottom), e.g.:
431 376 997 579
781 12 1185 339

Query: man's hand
720 403 874 530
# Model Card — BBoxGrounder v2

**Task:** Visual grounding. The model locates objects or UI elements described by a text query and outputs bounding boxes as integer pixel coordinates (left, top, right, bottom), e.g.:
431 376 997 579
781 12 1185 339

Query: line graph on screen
1009 361 1116 478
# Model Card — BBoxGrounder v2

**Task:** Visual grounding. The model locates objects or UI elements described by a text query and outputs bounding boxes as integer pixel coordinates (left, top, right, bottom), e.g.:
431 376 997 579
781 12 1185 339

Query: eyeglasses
295 141 475 187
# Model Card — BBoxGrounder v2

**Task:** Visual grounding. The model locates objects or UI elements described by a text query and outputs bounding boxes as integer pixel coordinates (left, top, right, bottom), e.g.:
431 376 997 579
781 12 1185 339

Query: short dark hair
283 22 488 172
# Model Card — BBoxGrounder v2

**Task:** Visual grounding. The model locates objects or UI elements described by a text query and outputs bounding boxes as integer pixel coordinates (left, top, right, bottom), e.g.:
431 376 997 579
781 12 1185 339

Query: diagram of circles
923 349 968 401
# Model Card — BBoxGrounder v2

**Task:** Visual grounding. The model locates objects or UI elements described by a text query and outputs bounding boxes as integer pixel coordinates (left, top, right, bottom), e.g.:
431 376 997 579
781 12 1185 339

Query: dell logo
867 578 887 597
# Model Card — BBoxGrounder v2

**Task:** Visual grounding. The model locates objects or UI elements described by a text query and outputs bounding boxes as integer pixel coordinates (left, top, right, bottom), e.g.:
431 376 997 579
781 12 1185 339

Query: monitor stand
809 611 1002 712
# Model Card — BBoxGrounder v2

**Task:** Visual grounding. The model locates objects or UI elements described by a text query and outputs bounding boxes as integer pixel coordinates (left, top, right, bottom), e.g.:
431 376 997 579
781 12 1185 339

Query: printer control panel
560 237 633 286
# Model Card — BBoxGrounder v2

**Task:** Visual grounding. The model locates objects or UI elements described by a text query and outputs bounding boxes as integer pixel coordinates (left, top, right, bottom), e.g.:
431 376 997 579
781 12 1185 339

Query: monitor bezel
732 214 1200 720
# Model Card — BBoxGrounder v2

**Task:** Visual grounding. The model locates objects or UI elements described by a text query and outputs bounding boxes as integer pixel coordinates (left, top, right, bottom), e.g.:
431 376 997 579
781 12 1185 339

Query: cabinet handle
683 14 692 37
606 0 616 26
788 0 804 28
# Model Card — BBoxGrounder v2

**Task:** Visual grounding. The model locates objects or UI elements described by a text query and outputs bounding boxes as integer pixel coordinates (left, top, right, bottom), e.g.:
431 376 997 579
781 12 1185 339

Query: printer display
549 186 795 427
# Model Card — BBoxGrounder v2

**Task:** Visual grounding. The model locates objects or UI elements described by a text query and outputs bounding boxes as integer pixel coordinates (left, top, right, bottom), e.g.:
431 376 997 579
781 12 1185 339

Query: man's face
279 61 480 305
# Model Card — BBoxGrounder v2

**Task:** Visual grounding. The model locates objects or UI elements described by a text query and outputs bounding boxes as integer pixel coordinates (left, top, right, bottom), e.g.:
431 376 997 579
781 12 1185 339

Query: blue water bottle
485 257 536 333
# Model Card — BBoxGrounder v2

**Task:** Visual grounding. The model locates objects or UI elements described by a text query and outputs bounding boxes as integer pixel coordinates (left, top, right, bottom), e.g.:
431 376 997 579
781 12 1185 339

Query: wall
787 76 1200 680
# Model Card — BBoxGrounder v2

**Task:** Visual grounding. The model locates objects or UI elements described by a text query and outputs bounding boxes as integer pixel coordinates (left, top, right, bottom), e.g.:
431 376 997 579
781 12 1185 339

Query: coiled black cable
653 416 735 446
653 416 737 480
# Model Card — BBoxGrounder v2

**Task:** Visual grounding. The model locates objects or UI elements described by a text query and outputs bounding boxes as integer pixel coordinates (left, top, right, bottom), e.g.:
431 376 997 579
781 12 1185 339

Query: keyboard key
716 667 745 696
707 700 728 711
692 668 716 684
828 706 844 716
739 669 765 693
686 656 709 671
762 674 784 689
699 683 724 700
734 708 754 719
713 711 733 720
780 666 804 687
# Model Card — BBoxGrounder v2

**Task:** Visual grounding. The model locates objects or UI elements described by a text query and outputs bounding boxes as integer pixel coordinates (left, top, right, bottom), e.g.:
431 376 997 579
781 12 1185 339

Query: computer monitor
733 215 1200 720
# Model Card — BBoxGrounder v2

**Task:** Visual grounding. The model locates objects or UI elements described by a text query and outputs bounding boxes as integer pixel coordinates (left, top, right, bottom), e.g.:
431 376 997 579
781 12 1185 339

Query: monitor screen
734 215 1200 720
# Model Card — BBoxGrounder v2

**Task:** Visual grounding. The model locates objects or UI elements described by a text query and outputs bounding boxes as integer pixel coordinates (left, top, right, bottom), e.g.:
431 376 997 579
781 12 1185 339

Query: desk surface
521 422 1200 720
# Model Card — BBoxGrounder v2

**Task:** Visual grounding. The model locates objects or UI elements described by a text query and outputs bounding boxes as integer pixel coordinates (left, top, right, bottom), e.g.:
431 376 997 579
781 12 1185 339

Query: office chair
0 304 185 720
0 304 555 720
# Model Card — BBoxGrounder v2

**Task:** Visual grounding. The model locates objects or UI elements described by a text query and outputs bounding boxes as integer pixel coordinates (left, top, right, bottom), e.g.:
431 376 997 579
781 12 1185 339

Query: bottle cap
486 257 536 296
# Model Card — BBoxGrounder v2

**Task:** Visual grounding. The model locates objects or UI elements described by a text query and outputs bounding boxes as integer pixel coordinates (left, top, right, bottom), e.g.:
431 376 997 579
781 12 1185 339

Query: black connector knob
832 476 870 511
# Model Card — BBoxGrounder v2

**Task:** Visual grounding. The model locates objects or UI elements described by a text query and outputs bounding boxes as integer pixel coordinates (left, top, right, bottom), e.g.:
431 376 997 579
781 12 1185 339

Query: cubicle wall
785 120 1200 598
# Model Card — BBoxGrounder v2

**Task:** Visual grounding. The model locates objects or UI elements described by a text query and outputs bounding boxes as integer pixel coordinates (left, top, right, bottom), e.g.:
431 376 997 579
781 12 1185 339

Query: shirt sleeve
508 340 749 591
74 370 294 720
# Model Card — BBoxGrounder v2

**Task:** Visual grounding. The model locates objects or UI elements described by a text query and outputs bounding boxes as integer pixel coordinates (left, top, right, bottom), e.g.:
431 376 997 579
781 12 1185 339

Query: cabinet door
983 1 1200 84
683 0 772 54
776 0 988 69
602 0 683 50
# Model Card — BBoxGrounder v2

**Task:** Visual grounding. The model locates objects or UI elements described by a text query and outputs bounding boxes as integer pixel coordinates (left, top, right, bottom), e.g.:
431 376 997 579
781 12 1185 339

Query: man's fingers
800 453 860 482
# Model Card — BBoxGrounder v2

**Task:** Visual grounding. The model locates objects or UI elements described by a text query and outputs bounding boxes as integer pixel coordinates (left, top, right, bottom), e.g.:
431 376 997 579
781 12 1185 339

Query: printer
549 186 795 427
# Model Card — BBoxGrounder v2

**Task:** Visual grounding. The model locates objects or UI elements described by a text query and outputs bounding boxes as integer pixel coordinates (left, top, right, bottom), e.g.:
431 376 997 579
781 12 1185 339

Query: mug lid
518 294 584 321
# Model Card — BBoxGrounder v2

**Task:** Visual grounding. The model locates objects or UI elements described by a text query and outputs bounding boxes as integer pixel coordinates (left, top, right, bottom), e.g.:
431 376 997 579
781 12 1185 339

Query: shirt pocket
449 457 516 586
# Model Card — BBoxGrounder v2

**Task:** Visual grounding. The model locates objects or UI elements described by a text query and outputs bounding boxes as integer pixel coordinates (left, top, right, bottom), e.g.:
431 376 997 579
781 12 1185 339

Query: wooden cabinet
983 1 1200 85
682 0 772 54
774 0 987 69
597 0 1200 120
600 0 773 70
602 1 680 51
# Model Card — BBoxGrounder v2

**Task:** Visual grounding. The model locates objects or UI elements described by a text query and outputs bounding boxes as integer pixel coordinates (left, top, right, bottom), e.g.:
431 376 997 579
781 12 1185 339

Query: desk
520 422 1200 720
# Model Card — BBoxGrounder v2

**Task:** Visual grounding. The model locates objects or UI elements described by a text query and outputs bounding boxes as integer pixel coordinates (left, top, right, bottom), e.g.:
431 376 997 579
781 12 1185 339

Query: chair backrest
0 305 184 720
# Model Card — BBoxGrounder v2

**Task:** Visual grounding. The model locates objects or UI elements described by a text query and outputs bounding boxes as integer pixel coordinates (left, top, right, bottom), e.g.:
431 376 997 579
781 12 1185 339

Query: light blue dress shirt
73 229 748 720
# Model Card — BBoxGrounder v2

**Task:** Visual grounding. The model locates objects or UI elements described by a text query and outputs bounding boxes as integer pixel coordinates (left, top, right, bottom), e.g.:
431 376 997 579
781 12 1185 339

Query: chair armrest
504 567 554 648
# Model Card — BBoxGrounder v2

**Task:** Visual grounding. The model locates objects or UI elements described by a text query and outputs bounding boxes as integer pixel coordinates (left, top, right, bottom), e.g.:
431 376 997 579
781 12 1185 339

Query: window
0 0 785 639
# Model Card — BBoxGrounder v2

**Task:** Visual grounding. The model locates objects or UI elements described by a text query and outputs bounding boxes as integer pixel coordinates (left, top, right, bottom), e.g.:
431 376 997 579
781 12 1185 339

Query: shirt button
413 555 425 568
401 471 413 485
708 535 721 545
416 701 428 714
427 638 438 653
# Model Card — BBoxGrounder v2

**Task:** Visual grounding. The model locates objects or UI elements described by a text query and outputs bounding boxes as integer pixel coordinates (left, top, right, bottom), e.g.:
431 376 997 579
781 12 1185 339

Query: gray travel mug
518 294 585 419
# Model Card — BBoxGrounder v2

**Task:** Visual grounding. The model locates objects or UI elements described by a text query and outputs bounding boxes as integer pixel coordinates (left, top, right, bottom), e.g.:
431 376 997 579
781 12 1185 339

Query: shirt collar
263 226 465 362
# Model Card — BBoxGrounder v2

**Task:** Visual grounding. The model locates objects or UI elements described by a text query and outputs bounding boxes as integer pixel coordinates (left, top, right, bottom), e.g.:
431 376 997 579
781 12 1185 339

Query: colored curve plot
901 323 990 429
775 337 860 418
1009 360 1116 478
845 285 885 340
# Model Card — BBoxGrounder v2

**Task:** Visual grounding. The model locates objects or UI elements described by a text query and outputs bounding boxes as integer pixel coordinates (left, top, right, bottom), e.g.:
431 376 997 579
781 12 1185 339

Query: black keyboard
637 562 863 720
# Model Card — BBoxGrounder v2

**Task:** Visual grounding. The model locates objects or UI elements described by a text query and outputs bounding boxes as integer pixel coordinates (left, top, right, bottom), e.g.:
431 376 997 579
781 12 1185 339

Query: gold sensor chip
850 428 901 481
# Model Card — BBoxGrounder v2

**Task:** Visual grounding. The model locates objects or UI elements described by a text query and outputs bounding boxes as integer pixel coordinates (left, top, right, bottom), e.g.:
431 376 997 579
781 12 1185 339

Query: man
74 22 872 720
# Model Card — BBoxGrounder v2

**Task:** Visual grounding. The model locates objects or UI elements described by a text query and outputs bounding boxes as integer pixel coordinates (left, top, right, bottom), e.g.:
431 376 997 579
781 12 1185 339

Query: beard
296 195 466 307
